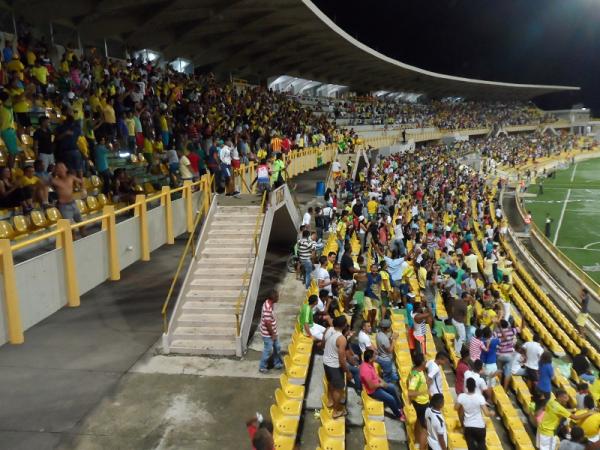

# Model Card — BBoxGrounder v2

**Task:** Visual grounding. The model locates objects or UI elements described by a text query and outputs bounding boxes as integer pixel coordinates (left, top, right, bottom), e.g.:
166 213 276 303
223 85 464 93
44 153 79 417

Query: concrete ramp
162 185 300 356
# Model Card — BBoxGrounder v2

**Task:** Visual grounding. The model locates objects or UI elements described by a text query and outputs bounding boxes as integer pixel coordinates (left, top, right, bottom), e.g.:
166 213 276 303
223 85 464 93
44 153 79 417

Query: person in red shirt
359 349 405 421
186 148 200 180
281 136 291 154
455 346 471 395
246 414 274 450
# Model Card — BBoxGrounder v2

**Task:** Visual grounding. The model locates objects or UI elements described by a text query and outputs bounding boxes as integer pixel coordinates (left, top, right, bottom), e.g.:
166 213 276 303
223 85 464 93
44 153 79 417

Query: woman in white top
456 377 494 450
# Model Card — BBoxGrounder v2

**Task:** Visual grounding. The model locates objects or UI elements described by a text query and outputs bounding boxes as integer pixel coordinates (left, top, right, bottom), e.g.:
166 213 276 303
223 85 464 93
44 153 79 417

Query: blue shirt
481 337 500 364
94 144 109 172
384 256 405 281
365 273 381 300
405 303 414 328
538 363 554 393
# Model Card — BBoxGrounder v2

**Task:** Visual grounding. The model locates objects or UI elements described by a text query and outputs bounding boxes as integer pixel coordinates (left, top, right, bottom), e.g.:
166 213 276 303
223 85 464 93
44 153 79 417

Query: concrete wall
0 191 202 345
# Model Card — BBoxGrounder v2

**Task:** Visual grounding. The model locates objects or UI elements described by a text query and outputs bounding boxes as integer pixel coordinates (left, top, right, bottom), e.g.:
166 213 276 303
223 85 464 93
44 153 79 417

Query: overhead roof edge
302 0 580 96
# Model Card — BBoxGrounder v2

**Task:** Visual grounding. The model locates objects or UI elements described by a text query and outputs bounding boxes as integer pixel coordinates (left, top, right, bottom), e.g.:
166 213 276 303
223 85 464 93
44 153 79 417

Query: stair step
208 228 257 236
212 214 260 225
189 278 247 288
202 245 254 254
169 339 237 356
172 326 234 340
205 237 254 245
184 289 241 299
194 261 253 270
216 206 261 213
194 264 252 281
178 313 237 327
204 241 254 249
181 299 237 315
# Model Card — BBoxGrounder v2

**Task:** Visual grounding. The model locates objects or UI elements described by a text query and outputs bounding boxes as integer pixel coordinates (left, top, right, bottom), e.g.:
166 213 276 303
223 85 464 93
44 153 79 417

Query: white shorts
536 431 557 450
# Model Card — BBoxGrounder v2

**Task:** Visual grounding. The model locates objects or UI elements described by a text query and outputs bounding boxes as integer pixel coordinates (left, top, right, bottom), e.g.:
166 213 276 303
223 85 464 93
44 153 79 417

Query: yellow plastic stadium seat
96 193 108 207
362 412 386 437
0 220 15 239
86 196 100 212
270 404 298 437
30 210 48 229
283 355 308 383
319 427 345 450
363 434 389 450
90 175 101 188
75 199 89 216
46 207 62 224
279 374 305 401
273 431 295 450
320 412 345 438
275 388 302 417
12 215 29 235
361 391 384 418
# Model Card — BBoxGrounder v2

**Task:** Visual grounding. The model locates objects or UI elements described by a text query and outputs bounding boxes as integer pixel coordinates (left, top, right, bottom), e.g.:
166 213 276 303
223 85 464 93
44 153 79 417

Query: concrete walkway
0 166 329 450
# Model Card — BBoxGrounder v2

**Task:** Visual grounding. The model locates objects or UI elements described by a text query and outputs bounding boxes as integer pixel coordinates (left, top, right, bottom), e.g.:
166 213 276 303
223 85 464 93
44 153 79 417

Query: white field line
553 188 571 245
571 163 578 182
559 246 600 253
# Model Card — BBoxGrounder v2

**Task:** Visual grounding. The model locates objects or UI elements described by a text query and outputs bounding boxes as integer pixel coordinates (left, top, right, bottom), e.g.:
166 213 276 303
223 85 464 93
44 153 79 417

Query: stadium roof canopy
11 0 580 100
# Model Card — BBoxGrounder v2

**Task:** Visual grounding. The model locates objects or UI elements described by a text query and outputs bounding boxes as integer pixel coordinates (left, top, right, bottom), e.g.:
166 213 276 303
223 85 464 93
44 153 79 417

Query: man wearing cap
376 319 400 384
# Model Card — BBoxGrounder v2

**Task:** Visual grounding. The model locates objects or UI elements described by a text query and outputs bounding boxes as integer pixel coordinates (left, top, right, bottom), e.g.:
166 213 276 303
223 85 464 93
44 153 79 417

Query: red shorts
408 328 416 350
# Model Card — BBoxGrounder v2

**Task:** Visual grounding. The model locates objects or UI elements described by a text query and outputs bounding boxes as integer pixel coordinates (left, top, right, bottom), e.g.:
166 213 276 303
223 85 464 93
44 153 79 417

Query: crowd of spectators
290 135 600 450
310 96 557 129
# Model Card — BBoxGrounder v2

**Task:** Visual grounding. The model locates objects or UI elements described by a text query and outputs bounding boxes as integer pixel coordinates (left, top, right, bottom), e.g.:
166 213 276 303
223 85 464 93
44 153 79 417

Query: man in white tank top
323 315 351 419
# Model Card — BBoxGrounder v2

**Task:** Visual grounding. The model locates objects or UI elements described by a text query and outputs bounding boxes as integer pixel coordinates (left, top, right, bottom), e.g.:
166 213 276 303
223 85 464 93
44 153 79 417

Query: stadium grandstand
0 1 599 450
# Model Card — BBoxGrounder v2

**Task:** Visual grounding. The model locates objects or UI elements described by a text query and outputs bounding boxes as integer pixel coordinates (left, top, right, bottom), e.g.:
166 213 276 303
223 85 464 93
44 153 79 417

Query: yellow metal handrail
234 190 267 336
160 176 212 333
515 192 600 296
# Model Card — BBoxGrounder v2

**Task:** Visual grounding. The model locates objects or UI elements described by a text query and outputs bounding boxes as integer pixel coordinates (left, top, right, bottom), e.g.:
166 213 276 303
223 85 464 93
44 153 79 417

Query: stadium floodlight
134 49 160 63
170 58 191 73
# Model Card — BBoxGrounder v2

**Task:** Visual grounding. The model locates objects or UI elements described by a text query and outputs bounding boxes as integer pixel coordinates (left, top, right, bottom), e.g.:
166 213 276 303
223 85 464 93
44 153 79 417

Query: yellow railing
514 192 600 297
160 174 214 333
234 190 267 336
1 174 208 344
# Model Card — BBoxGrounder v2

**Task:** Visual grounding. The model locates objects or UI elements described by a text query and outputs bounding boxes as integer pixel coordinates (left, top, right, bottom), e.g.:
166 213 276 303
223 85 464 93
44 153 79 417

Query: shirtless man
52 162 85 236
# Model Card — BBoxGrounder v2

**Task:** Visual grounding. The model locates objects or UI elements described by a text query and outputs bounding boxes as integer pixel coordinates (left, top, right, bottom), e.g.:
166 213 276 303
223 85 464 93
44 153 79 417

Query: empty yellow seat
273 431 295 450
319 427 345 450
12 215 29 235
279 374 304 401
275 388 301 417
75 199 88 216
270 404 298 437
30 210 48 229
283 355 307 383
362 411 386 437
86 196 100 212
320 411 345 438
97 193 108 207
46 207 62 223
0 220 15 239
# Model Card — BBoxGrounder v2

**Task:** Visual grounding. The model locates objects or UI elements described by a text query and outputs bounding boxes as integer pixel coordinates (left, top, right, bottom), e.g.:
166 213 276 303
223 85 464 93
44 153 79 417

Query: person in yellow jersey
18 164 49 207
0 91 20 168
6 54 25 80
31 59 49 94
8 77 32 133
408 353 430 450
537 389 590 450
336 210 348 263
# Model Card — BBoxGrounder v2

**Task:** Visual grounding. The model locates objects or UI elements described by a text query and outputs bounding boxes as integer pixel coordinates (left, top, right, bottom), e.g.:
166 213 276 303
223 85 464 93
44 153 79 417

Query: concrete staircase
166 204 263 356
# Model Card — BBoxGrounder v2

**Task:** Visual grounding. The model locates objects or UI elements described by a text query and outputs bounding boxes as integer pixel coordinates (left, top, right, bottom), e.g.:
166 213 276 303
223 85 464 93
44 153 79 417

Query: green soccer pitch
524 157 600 283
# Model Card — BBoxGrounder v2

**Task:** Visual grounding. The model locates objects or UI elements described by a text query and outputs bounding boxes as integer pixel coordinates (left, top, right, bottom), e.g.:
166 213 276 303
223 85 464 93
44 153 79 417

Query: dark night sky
313 0 600 113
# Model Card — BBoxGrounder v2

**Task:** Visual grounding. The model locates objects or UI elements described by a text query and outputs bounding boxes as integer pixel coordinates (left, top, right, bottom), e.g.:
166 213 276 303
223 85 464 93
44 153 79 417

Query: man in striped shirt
297 229 316 288
496 319 519 390
259 290 282 373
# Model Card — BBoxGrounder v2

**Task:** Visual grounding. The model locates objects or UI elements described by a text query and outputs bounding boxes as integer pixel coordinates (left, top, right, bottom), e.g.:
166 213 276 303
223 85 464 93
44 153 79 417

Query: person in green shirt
271 153 286 188
298 295 326 341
